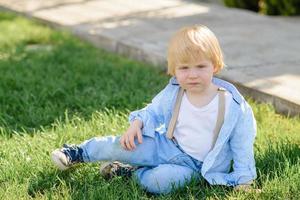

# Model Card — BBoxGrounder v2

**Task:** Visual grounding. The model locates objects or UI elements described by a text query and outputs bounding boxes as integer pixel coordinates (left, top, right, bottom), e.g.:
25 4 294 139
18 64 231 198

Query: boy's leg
79 135 159 167
134 164 200 194
52 133 195 171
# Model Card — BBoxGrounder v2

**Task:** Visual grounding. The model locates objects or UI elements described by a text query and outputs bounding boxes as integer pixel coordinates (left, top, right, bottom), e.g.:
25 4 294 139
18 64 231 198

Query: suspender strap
166 87 184 139
211 88 226 149
166 87 226 151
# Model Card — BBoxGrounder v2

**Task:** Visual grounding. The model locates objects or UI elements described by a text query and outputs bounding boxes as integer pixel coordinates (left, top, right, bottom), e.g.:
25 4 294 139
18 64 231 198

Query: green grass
0 11 299 199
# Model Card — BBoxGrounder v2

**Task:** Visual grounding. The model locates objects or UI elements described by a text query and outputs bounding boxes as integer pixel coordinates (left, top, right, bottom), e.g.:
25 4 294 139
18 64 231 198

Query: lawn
0 11 299 200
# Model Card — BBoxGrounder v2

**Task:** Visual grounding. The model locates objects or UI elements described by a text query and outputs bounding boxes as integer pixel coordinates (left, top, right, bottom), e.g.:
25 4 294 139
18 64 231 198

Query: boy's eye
196 65 206 68
179 66 188 70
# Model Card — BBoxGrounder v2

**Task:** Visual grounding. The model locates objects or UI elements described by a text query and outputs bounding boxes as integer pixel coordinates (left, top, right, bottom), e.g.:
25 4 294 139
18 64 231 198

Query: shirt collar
170 76 243 104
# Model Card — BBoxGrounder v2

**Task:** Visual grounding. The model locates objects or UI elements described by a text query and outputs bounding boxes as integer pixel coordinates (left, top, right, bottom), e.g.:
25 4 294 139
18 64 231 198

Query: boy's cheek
175 74 186 84
175 78 185 88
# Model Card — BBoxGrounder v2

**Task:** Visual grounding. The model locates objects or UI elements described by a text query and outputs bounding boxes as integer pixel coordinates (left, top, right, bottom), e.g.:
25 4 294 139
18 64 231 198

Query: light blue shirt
129 76 257 186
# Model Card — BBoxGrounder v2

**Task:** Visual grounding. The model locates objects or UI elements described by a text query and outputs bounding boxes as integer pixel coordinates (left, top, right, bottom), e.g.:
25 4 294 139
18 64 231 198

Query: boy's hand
120 119 143 151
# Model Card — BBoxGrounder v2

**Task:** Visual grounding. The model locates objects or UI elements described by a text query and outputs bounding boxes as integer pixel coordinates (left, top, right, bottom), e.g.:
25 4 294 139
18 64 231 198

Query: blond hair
167 25 224 75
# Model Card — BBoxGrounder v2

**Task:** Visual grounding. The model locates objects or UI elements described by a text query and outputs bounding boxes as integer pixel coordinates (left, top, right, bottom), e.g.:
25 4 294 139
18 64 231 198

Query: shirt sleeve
128 84 170 138
228 101 257 186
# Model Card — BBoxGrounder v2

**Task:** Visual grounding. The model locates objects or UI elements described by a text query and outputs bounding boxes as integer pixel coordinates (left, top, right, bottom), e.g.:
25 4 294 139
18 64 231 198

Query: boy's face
175 57 216 94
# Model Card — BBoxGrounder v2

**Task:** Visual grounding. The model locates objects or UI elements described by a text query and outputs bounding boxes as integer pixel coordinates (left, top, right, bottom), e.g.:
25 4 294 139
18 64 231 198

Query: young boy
51 25 257 194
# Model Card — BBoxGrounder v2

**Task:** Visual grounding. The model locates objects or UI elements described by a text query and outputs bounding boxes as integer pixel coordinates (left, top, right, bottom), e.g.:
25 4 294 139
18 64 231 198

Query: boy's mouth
187 82 200 85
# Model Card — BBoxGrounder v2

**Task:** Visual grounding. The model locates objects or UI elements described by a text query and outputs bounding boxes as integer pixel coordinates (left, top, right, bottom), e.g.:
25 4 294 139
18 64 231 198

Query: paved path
1 0 300 116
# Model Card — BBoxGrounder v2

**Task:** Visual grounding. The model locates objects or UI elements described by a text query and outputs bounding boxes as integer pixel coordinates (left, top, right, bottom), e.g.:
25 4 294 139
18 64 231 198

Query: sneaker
51 144 84 170
99 161 136 180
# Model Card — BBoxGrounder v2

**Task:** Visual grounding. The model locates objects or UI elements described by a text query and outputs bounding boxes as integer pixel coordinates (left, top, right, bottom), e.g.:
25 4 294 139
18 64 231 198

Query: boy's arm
229 102 257 187
128 84 170 138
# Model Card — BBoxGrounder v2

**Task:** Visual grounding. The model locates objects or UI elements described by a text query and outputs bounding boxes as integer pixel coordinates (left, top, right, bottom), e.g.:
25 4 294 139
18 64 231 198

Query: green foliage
260 0 300 15
1 11 300 199
223 0 260 12
223 0 300 15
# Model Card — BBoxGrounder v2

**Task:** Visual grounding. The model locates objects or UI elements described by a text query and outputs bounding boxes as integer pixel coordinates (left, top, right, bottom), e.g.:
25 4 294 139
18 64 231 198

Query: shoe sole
99 162 114 179
51 149 69 171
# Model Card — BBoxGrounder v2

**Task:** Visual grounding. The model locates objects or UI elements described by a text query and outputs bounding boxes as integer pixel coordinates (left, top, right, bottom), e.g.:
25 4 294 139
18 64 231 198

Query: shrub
223 0 260 12
223 0 300 15
260 0 300 15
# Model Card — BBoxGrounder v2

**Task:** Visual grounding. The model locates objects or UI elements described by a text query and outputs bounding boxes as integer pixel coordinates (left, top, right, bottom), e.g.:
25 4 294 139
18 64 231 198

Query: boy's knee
139 174 170 194
135 166 177 194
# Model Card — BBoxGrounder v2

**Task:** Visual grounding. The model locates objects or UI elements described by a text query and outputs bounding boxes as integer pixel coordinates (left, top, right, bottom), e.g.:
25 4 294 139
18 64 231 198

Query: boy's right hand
120 119 143 151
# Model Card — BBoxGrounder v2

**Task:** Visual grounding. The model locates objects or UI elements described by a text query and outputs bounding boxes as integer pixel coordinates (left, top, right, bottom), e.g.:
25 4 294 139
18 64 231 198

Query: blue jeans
79 132 203 194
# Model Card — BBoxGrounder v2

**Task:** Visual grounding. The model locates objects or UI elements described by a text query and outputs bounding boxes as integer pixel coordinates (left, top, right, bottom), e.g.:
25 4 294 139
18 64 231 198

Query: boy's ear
213 67 218 74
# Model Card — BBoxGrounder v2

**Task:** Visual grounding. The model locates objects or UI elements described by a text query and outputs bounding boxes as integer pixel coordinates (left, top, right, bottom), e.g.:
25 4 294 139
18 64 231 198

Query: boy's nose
188 68 199 78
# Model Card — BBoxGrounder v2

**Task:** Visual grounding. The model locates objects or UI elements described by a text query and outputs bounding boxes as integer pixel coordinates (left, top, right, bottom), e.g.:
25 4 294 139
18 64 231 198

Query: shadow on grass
27 165 235 199
0 12 168 136
255 140 300 187
166 177 233 200
27 169 71 198
27 165 146 199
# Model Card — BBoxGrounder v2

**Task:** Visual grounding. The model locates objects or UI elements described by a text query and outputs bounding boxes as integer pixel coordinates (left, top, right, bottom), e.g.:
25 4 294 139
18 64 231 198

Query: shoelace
62 144 83 163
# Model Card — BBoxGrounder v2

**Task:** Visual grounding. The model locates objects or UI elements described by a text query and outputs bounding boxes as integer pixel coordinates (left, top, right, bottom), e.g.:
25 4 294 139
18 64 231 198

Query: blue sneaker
51 144 84 170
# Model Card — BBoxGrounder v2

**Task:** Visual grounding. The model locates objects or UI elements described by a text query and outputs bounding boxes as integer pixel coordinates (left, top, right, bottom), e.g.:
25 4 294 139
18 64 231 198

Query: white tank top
173 91 232 161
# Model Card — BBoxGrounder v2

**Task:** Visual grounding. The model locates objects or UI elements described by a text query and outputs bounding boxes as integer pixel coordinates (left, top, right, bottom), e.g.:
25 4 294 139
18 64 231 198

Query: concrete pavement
1 0 300 116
